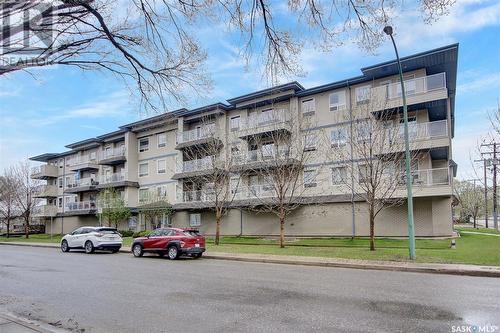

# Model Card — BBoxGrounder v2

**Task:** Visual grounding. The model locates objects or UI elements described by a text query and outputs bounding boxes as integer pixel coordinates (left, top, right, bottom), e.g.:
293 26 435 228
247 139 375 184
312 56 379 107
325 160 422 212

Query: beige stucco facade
30 44 458 237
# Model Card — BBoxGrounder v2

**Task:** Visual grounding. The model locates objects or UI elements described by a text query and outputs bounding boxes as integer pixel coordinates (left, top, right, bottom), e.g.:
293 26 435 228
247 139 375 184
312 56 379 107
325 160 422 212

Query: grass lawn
1 232 498 266
455 226 500 235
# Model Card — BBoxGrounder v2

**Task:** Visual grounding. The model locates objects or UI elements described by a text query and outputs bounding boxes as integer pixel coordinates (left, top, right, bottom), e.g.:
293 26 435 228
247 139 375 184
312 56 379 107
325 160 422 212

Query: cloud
458 73 500 94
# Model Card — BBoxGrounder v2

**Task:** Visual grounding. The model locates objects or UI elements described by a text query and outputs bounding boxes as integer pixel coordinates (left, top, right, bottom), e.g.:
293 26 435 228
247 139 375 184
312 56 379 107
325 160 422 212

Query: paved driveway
0 245 499 333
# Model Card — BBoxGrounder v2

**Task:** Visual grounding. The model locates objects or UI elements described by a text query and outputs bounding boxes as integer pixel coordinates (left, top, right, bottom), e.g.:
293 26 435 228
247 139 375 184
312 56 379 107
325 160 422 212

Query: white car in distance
61 227 123 254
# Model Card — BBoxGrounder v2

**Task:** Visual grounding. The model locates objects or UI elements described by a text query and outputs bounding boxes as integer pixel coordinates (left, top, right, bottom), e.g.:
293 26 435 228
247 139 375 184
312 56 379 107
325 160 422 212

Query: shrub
118 230 134 237
132 230 152 238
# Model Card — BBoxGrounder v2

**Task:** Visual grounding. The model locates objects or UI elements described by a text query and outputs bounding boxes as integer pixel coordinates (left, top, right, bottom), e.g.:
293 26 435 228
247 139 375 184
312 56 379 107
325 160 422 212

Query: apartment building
30 44 458 237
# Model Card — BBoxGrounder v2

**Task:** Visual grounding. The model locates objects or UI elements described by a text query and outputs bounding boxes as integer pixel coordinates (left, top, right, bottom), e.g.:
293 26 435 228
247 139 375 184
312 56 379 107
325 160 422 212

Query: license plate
195 244 200 248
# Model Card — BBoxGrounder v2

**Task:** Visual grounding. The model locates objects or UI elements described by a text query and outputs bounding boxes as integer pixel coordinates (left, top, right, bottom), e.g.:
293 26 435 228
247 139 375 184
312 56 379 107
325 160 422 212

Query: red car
131 228 205 260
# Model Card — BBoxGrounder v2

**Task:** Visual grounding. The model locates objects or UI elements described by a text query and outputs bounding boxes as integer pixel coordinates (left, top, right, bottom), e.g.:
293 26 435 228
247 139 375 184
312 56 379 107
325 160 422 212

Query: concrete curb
1 241 499 278
0 313 66 333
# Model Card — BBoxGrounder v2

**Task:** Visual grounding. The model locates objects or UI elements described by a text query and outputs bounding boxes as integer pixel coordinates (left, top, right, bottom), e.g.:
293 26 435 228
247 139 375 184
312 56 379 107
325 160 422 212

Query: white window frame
138 162 149 177
357 120 372 142
190 213 201 227
157 159 166 174
330 127 347 147
230 116 240 130
139 188 149 203
302 98 316 114
356 85 371 104
156 185 168 198
157 133 167 148
304 133 317 151
329 91 346 111
138 137 149 153
303 169 317 187
331 167 346 185
57 197 63 208
58 177 63 188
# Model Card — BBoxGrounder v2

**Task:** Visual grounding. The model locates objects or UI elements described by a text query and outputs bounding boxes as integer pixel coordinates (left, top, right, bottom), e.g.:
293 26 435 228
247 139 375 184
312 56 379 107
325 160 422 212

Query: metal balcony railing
396 168 450 186
371 72 447 101
66 177 98 189
176 156 214 173
243 109 289 129
99 146 126 160
177 123 217 144
32 205 58 217
67 154 98 167
65 200 97 212
234 145 291 165
98 172 127 184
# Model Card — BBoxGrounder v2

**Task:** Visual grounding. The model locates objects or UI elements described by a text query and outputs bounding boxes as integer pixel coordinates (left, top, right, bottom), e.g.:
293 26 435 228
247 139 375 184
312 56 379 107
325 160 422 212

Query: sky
0 0 499 180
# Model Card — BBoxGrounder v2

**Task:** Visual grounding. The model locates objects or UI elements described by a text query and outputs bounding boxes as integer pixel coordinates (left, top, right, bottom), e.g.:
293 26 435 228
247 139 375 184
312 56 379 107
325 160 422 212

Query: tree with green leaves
97 188 131 229
138 201 173 230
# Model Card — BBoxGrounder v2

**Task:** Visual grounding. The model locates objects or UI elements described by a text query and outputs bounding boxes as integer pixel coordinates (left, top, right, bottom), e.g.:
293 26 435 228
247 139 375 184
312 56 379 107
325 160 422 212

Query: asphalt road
0 245 499 333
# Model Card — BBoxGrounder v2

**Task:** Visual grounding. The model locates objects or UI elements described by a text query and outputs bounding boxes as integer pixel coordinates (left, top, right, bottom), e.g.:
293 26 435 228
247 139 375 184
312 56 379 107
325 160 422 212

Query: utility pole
476 141 499 230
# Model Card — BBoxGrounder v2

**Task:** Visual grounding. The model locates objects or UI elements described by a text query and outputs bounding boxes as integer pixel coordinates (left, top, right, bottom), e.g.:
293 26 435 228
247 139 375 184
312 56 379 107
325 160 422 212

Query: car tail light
95 233 104 237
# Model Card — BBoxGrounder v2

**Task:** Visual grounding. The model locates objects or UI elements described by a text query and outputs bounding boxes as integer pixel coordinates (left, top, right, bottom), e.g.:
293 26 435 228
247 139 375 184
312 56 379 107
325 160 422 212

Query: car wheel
132 244 143 257
167 246 179 260
84 241 95 254
192 253 202 259
61 240 70 253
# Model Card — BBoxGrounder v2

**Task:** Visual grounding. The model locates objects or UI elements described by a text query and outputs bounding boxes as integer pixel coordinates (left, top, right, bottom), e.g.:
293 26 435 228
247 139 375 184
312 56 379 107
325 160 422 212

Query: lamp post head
383 25 393 35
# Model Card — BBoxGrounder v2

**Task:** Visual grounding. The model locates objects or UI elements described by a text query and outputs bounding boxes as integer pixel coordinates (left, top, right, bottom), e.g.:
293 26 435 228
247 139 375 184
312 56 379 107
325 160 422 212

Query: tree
323 95 420 251
1 1 454 109
138 202 173 230
454 180 484 228
96 187 131 228
0 170 18 238
178 116 240 245
242 108 314 248
10 161 41 238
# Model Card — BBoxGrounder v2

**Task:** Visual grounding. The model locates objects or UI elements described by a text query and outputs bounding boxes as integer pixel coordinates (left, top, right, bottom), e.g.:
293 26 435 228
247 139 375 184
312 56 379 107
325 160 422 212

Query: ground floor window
190 213 201 227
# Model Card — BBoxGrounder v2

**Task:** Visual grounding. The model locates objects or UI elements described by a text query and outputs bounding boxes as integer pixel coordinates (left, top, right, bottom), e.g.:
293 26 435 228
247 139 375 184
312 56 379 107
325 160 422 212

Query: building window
157 133 167 148
59 159 64 168
139 162 149 177
57 197 63 208
303 169 317 187
230 116 240 130
331 167 347 185
357 120 372 142
139 137 149 152
358 164 370 183
157 159 166 174
304 133 317 151
156 185 167 198
89 151 97 160
139 188 149 203
330 127 347 147
302 98 316 114
190 213 201 227
58 177 63 188
356 85 371 104
329 91 346 111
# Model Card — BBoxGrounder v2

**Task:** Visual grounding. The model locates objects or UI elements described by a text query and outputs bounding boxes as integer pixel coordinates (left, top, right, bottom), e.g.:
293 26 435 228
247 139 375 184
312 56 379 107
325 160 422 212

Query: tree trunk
279 210 285 248
369 207 375 251
25 220 29 239
473 215 477 229
215 212 221 246
6 218 10 238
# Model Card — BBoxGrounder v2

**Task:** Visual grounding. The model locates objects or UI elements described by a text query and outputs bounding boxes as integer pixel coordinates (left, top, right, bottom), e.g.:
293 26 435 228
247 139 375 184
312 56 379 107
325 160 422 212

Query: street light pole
383 25 416 260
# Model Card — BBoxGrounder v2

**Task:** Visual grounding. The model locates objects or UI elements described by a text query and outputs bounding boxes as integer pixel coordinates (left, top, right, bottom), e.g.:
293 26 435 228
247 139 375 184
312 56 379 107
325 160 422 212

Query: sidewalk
1 241 499 278
0 314 64 333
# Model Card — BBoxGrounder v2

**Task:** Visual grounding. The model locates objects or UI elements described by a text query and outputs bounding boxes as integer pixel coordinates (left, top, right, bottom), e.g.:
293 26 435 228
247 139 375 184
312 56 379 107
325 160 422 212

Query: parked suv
61 227 123 254
132 228 205 260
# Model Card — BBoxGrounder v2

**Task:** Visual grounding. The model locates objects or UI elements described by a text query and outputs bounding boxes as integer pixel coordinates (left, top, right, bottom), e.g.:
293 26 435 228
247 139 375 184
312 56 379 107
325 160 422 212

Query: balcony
232 145 299 172
96 172 138 189
33 205 58 217
65 177 99 193
98 147 126 165
138 190 169 205
379 120 449 154
33 185 58 198
369 73 447 112
65 201 97 215
30 165 58 179
238 109 291 139
67 155 99 172
175 124 222 150
172 156 216 180
391 167 452 197
177 190 214 203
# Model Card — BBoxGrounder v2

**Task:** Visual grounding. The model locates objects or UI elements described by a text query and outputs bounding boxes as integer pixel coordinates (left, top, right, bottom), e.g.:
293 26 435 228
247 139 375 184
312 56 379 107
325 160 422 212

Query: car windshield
183 230 200 237
97 228 119 234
